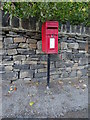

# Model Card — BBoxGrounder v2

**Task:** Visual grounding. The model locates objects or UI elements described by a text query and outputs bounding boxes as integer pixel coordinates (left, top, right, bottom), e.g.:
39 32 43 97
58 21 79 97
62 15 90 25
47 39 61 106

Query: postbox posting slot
47 27 58 29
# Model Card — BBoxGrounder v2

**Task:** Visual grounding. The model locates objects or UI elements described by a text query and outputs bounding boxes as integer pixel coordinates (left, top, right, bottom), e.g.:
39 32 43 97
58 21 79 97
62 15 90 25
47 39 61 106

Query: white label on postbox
50 38 55 49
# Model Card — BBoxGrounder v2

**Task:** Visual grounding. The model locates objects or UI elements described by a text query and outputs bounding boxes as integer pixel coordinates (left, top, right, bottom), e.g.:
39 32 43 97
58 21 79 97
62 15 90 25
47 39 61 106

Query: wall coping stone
2 27 90 37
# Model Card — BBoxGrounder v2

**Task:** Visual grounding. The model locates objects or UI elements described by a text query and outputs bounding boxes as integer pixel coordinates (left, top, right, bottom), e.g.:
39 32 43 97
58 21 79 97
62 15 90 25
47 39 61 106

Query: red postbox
42 21 59 54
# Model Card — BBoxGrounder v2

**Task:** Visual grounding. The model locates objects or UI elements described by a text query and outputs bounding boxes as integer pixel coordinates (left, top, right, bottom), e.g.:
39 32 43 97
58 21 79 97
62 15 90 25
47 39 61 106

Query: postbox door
47 34 58 53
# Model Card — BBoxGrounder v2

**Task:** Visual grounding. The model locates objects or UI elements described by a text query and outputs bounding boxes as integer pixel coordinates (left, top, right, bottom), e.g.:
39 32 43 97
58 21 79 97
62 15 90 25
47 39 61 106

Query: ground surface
2 77 88 118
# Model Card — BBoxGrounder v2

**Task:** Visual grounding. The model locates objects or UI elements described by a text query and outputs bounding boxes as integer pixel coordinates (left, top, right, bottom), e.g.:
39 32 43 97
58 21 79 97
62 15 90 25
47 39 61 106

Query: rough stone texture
26 39 37 44
81 69 87 76
37 41 42 50
77 70 82 78
17 49 35 55
2 71 18 80
5 43 18 49
7 49 17 55
5 66 13 71
29 43 37 50
30 64 45 70
1 28 89 81
20 70 33 78
4 37 13 45
13 64 29 70
61 71 69 78
79 58 88 65
35 72 47 78
0 41 3 49
68 43 79 49
22 60 37 65
14 37 26 43
70 71 76 77
13 55 26 61
38 68 47 73
19 43 28 48
61 42 68 50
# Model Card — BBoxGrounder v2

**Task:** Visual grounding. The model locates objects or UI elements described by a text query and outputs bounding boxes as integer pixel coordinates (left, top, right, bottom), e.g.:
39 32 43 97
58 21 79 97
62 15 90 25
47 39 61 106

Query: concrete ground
1 77 88 118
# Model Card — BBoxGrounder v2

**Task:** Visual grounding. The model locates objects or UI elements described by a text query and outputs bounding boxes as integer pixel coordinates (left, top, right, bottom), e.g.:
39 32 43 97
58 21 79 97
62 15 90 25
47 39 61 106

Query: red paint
42 21 59 54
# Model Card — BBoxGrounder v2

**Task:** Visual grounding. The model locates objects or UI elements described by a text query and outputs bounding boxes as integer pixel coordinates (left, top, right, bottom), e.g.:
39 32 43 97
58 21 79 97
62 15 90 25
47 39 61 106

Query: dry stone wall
1 28 89 83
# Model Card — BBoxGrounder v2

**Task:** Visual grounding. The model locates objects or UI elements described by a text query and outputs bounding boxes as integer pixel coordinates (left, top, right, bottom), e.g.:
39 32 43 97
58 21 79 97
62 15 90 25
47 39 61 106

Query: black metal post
47 54 50 88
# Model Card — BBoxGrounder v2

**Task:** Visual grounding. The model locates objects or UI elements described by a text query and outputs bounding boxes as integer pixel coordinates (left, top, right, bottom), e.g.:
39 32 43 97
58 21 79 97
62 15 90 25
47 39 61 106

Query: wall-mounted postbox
42 21 59 54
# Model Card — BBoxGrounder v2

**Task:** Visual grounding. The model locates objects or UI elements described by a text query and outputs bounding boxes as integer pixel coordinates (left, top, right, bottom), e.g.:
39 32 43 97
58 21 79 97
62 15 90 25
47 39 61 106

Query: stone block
79 43 85 50
68 43 79 49
13 55 26 61
13 64 29 70
38 68 47 73
2 61 13 66
29 43 37 50
14 61 21 65
50 54 60 61
30 64 45 70
32 77 46 82
65 62 73 67
38 61 47 65
66 49 72 52
51 74 60 79
79 58 88 65
4 37 13 45
61 52 67 60
66 67 71 72
20 70 33 78
79 50 86 53
19 43 28 48
50 70 57 75
70 71 76 77
66 52 74 60
22 60 37 65
61 71 69 78
0 37 2 41
5 66 13 71
0 41 2 49
37 41 42 50
81 69 87 76
61 42 68 49
72 49 79 54
85 43 88 52
26 39 37 44
0 65 4 71
14 37 26 43
24 78 31 81
77 70 82 78
56 62 65 68
24 78 32 83
35 72 47 78
5 43 18 49
0 50 7 56
72 63 78 70
2 71 18 80
2 55 13 61
27 55 40 61
17 49 35 55
36 50 44 54
7 49 17 55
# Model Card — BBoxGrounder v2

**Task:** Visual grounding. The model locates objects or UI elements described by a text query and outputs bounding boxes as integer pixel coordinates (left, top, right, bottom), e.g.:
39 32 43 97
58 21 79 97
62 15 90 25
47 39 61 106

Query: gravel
1 78 88 118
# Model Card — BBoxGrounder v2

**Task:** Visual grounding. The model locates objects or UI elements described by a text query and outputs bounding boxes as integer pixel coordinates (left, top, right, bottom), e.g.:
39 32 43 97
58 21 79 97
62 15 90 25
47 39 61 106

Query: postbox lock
51 34 53 37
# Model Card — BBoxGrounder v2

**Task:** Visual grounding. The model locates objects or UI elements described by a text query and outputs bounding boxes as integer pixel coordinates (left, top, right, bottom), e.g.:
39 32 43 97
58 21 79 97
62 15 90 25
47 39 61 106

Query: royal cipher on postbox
42 21 59 54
